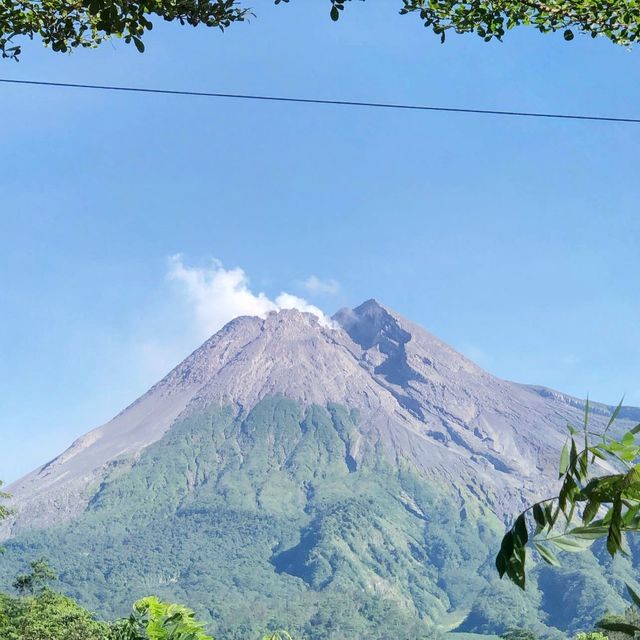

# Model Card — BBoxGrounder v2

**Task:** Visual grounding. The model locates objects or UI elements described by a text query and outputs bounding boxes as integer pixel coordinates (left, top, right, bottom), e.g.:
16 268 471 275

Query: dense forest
2 556 640 640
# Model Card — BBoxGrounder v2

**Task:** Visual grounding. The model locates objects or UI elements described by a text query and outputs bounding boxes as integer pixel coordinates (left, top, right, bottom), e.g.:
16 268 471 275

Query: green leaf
570 438 578 470
566 525 608 540
605 397 625 437
533 541 560 566
495 550 508 578
563 29 574 40
330 5 339 21
607 497 623 556
498 530 514 567
582 499 601 525
627 583 640 608
597 621 640 636
505 550 526 590
514 514 528 546
559 440 570 478
580 474 624 502
548 536 593 552
533 503 546 528
559 475 577 513
584 397 590 431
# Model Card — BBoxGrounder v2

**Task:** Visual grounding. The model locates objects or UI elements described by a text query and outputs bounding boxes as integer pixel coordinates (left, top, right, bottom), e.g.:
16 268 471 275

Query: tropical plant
3 0 640 60
497 399 640 590
110 596 214 640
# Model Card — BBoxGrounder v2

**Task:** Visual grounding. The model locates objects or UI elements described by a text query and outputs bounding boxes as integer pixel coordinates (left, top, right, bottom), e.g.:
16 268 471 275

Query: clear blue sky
1 2 639 483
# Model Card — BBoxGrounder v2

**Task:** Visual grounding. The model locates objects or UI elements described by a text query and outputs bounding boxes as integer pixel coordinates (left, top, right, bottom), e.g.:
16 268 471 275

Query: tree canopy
1 0 640 60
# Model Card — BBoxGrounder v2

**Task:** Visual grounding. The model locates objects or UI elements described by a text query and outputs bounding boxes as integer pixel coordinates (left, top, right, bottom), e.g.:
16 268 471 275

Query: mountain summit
3 300 639 638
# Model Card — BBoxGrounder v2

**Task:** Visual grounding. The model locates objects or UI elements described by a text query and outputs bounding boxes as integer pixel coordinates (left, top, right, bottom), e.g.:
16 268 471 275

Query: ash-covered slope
6 299 634 535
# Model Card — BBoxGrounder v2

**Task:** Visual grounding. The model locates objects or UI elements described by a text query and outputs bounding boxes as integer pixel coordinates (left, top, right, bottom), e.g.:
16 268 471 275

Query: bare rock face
4 299 637 537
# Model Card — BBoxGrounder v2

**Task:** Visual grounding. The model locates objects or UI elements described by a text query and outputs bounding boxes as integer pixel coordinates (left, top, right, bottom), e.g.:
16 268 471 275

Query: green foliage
111 596 214 640
574 632 608 640
0 0 249 60
283 0 640 47
2 0 639 60
498 398 640 593
0 588 109 640
397 0 640 46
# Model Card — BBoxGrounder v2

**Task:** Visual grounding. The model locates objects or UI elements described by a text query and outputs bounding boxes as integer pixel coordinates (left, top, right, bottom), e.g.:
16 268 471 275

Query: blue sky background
1 1 639 483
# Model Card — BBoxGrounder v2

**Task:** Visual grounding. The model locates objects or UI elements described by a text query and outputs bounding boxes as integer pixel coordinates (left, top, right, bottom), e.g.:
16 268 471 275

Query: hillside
2 300 639 639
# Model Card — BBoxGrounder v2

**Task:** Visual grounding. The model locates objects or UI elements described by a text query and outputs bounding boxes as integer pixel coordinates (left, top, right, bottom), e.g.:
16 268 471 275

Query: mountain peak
334 299 409 350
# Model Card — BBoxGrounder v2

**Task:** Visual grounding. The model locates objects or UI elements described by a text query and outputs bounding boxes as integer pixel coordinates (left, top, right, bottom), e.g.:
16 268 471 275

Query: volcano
3 300 639 639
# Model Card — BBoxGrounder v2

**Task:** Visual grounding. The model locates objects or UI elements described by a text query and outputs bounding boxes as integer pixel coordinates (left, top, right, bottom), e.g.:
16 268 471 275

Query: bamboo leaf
604 397 625 437
559 440 570 478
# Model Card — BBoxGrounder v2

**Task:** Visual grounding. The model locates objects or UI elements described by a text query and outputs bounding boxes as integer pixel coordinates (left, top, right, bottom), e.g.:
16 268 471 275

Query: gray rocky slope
4 299 639 537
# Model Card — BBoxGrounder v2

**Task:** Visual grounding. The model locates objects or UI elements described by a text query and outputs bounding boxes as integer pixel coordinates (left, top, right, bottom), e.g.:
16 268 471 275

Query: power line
1 77 639 124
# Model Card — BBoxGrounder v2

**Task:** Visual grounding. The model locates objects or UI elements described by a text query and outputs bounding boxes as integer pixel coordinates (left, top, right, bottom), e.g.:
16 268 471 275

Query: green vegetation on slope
1 396 637 638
